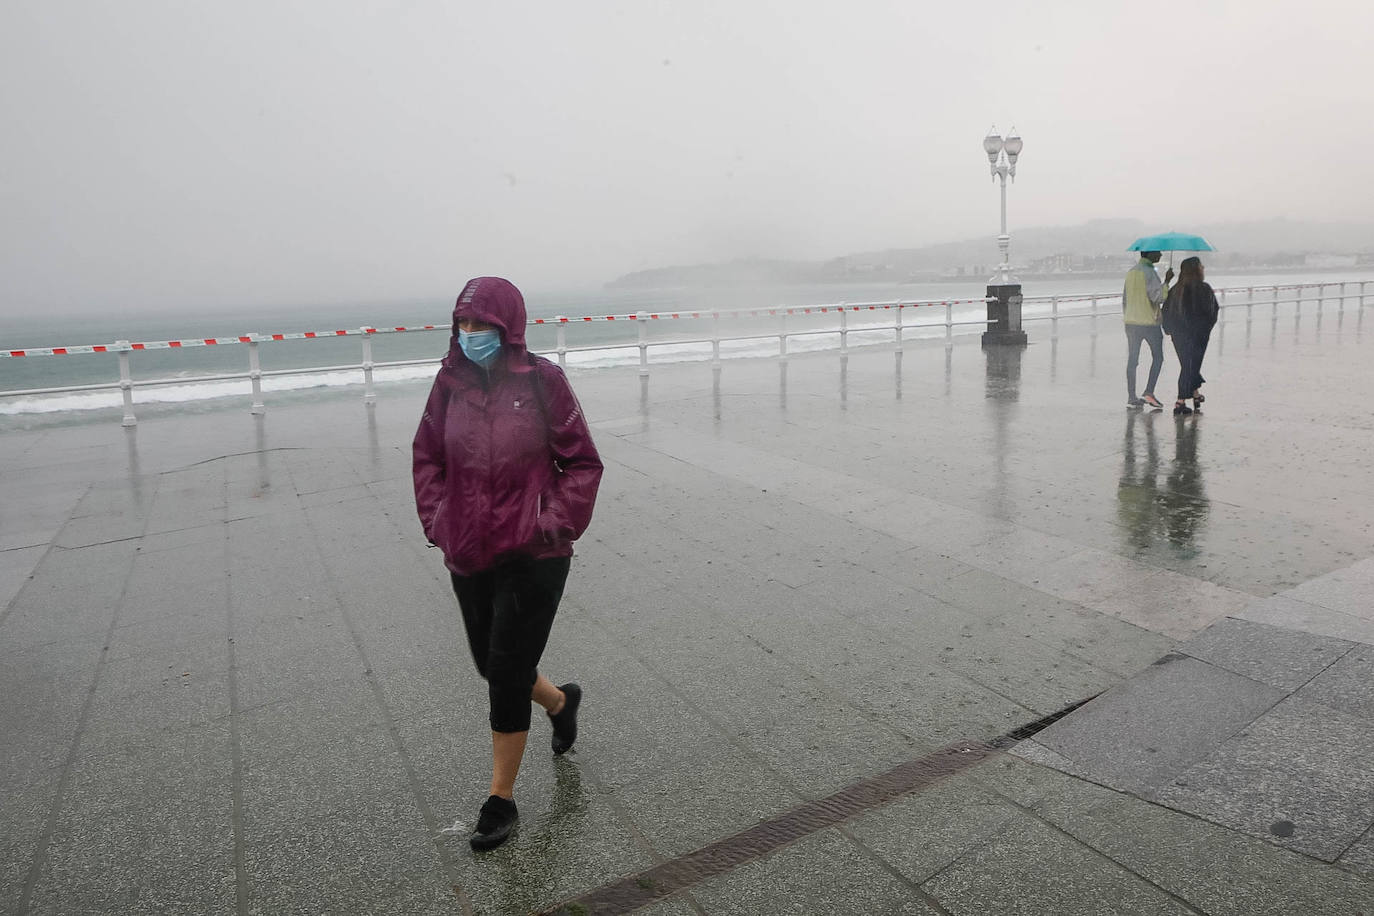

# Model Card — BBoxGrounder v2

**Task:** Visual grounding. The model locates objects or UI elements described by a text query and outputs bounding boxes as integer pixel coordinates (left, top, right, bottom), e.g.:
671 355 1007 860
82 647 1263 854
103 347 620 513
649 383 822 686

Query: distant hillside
606 218 1374 288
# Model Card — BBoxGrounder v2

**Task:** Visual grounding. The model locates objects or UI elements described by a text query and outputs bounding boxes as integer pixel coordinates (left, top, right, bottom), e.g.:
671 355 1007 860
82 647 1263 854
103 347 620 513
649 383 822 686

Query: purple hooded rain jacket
412 277 603 576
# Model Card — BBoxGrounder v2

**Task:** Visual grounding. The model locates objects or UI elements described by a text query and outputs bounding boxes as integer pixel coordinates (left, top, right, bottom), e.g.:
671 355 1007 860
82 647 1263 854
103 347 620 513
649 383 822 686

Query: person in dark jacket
1163 256 1218 415
413 276 603 850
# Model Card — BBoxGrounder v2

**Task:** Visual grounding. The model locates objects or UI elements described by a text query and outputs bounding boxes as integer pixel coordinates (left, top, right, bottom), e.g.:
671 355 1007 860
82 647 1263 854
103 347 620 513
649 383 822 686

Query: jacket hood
445 277 529 371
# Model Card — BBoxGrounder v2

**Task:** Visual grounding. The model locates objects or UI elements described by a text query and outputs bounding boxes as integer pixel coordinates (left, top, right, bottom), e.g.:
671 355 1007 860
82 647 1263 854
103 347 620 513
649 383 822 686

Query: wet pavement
2 296 1374 914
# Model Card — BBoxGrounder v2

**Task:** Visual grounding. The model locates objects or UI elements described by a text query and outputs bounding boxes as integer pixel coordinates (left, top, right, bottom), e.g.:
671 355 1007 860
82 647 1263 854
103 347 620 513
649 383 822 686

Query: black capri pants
450 555 571 733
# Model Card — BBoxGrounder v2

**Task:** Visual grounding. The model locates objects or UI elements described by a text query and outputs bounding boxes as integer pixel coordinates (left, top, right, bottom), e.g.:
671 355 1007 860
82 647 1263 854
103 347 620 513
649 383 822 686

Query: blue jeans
1124 324 1163 400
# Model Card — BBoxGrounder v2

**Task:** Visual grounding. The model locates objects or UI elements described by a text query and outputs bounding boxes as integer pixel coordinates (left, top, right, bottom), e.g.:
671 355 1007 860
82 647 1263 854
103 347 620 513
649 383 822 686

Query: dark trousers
1172 332 1209 401
450 556 571 733
1124 323 1164 399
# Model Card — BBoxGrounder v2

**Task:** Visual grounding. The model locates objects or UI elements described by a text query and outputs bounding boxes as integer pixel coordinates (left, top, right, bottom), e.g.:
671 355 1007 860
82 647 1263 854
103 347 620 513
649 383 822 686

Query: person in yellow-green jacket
1122 251 1174 408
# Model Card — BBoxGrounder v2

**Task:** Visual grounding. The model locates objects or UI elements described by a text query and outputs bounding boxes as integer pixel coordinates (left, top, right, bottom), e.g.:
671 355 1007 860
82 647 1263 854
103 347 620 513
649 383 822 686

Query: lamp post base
982 283 1028 348
981 329 1028 347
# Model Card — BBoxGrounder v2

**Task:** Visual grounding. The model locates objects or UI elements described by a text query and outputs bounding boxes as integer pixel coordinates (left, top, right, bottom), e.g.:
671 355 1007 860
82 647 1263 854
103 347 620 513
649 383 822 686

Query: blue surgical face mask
458 328 502 368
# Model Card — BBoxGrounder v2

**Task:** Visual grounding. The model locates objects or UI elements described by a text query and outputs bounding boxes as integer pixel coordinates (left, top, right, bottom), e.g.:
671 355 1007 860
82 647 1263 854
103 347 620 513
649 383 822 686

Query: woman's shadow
1162 414 1209 558
1117 410 1209 559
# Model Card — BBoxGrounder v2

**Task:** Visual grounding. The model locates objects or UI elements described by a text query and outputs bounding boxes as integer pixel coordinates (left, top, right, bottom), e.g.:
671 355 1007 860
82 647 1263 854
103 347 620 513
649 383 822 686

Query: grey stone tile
959 524 1088 584
29 792 236 916
0 766 61 911
608 740 801 859
1300 646 1374 721
135 520 224 553
847 768 1025 885
1179 616 1357 691
920 813 1196 916
631 897 702 916
1024 548 1161 610
0 540 136 651
1237 595 1374 646
1015 655 1285 796
1026 765 1374 916
1286 557 1374 618
80 645 231 755
0 543 47 609
240 797 447 916
1151 695 1374 861
235 679 388 770
24 722 236 915
1089 569 1254 640
1338 826 1374 880
691 828 940 915
230 613 364 710
51 511 146 549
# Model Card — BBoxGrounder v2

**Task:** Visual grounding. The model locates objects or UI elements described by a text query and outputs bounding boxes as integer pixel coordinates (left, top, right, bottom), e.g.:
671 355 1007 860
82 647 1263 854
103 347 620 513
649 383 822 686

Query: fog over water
3 1 1374 318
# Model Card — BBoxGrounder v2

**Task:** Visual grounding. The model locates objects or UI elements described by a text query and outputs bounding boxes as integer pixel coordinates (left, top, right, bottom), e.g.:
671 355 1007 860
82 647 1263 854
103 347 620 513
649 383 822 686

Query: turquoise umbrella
1127 231 1214 252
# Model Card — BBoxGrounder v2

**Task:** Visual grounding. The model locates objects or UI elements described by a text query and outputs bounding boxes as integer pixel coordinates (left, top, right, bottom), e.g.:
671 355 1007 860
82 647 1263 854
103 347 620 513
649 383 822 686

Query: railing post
1051 295 1059 338
1362 281 1368 308
556 318 567 369
248 336 266 415
361 329 376 405
778 310 789 361
116 340 136 427
711 312 721 366
636 312 649 377
1340 281 1347 312
840 305 849 355
894 303 904 349
944 301 953 348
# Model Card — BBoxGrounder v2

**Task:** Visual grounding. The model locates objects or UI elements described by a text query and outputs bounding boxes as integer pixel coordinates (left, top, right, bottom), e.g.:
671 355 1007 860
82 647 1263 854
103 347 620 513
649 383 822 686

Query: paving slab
919 813 1198 916
1237 594 1374 646
1178 616 1357 692
1019 759 1374 916
1151 694 1374 862
1013 654 1285 796
1285 557 1374 618
1299 645 1374 721
690 828 940 916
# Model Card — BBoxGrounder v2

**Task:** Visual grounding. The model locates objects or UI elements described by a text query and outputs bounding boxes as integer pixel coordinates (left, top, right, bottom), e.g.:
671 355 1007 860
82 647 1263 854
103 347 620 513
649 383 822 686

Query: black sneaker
469 795 518 850
549 683 581 755
1173 403 1193 416
1127 397 1145 408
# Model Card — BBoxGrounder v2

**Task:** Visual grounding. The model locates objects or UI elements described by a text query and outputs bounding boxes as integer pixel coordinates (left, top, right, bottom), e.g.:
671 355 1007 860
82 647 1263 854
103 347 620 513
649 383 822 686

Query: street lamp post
981 125 1028 347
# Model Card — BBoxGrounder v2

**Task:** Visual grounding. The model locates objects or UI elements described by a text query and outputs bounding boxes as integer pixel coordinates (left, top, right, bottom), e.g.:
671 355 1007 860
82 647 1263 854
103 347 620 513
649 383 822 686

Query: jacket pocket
429 496 450 547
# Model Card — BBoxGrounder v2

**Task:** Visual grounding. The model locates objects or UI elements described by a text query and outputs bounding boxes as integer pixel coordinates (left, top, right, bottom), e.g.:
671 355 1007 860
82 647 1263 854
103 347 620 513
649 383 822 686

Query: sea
2 271 1370 427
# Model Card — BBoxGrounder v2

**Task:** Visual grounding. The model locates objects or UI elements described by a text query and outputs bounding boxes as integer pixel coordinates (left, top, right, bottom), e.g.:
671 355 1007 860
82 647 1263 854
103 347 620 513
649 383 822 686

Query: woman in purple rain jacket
413 277 602 850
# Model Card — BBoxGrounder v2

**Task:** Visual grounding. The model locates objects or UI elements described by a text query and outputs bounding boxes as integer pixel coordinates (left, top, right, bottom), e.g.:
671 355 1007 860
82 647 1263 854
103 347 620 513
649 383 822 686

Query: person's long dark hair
1176 256 1204 287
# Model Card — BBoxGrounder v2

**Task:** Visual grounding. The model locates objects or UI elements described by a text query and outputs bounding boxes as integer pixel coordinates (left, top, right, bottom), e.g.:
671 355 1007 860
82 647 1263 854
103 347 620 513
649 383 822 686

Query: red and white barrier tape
0 302 981 357
4 282 1358 357
2 324 443 358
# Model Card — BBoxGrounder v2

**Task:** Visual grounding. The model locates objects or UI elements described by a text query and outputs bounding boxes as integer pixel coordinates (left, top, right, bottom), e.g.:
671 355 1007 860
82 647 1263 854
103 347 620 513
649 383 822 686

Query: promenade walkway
2 300 1373 915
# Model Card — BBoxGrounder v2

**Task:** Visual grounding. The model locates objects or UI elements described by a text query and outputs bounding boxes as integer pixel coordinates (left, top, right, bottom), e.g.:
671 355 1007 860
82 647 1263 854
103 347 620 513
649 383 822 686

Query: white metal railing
2 281 1368 425
1019 279 1369 337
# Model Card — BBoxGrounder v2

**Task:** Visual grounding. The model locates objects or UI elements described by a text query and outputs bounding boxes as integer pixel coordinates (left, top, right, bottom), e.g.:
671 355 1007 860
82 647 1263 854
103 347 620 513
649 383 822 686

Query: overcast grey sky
3 1 1371 312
